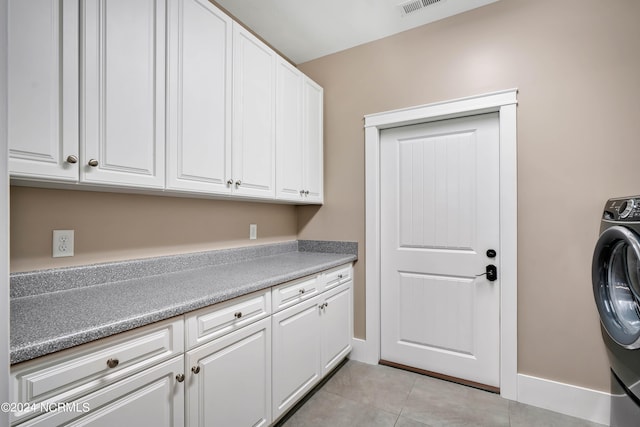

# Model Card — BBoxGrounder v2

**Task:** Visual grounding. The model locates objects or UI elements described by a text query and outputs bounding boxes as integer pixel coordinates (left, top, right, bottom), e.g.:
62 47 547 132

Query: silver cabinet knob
305 190 310 196
234 312 243 319
298 289 306 294
191 365 200 374
227 179 233 186
66 155 78 164
300 190 305 196
235 180 242 187
88 159 99 167
106 358 119 369
338 274 343 279
176 373 185 383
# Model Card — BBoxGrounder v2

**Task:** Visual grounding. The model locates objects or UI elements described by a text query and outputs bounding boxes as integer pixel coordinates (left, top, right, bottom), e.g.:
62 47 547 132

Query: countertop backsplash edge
10 240 357 298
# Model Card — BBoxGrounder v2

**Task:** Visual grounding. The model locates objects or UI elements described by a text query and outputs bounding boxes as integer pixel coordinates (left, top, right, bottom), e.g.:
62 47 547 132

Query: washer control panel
604 197 640 221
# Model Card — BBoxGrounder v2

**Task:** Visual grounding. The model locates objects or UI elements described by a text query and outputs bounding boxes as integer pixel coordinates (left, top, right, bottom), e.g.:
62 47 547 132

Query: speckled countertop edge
10 241 357 365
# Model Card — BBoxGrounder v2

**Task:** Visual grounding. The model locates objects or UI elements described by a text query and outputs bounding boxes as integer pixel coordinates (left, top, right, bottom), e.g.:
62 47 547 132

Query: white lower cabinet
19 356 185 427
271 276 353 423
10 264 352 426
185 317 271 427
321 284 353 375
272 295 323 421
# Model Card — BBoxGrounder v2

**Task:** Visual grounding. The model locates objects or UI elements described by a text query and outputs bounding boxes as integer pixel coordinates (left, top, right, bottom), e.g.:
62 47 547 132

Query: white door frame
355 89 518 400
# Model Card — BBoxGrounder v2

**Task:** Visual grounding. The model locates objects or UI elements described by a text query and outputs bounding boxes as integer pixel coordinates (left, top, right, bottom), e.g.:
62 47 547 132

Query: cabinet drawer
185 289 271 349
322 264 352 291
17 356 184 426
272 275 321 312
10 317 183 425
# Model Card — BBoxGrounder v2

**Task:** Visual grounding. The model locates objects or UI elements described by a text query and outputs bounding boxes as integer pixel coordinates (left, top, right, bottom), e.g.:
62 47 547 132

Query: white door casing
380 114 500 388
357 89 518 400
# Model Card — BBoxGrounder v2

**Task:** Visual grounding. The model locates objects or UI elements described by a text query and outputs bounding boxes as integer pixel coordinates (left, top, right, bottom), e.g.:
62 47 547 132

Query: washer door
593 225 640 348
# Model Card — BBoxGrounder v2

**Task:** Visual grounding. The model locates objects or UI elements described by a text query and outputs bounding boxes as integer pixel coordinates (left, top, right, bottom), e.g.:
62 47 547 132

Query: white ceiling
215 0 500 64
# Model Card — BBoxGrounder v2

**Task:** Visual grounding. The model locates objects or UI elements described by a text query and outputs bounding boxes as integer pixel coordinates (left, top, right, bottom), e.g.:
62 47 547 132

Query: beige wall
297 0 640 392
10 187 297 272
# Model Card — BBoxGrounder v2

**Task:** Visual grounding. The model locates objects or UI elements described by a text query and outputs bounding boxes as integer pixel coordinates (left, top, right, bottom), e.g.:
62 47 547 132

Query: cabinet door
232 23 276 199
81 0 166 188
186 318 271 427
19 356 184 426
302 77 324 204
275 58 304 202
166 0 232 194
272 295 322 421
8 0 79 181
321 282 353 375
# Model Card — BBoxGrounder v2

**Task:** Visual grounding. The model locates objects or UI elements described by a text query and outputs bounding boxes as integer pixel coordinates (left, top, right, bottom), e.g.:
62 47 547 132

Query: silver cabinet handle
66 155 78 164
305 190 310 196
176 373 185 383
338 274 343 279
298 289 306 294
227 179 233 186
234 311 243 319
88 159 99 167
300 190 305 196
235 180 242 187
191 365 200 374
106 358 119 369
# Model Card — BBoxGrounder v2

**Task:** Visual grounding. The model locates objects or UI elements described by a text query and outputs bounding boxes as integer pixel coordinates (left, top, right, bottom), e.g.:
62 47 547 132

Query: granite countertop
10 241 357 365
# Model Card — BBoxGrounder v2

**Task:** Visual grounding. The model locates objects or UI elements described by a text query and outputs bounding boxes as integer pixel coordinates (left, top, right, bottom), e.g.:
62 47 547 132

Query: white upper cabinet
302 77 324 204
8 0 79 181
166 0 232 194
80 0 166 188
232 23 276 199
275 59 304 202
8 1 322 203
275 60 324 204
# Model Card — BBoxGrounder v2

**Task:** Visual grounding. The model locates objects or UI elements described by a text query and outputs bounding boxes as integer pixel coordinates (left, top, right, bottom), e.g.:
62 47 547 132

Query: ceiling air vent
398 0 444 17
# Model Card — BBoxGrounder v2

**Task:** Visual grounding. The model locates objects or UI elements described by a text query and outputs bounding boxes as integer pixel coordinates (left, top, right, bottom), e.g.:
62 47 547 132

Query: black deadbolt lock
486 264 498 281
486 249 497 258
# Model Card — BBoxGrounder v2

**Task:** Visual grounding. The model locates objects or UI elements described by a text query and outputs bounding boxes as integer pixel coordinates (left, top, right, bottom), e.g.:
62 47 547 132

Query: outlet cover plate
53 230 74 258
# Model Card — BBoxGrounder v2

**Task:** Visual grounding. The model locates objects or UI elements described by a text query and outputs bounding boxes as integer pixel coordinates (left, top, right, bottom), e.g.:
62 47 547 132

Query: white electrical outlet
53 230 74 258
249 224 257 240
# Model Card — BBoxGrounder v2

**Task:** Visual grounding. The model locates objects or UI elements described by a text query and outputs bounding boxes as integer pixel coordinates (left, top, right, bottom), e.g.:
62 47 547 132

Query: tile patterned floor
280 360 606 427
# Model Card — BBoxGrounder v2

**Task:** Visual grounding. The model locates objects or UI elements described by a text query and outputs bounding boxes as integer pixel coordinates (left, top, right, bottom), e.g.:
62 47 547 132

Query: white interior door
380 113 500 388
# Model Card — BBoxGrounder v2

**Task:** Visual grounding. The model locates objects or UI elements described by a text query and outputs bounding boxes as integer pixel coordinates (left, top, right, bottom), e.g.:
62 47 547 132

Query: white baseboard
349 337 378 365
517 374 611 425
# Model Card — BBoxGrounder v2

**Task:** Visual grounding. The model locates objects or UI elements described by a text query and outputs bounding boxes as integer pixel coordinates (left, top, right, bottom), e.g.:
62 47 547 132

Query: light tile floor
280 360 607 427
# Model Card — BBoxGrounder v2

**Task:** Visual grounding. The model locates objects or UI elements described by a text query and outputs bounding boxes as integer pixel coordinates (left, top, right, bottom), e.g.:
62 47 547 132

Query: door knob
88 159 99 167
